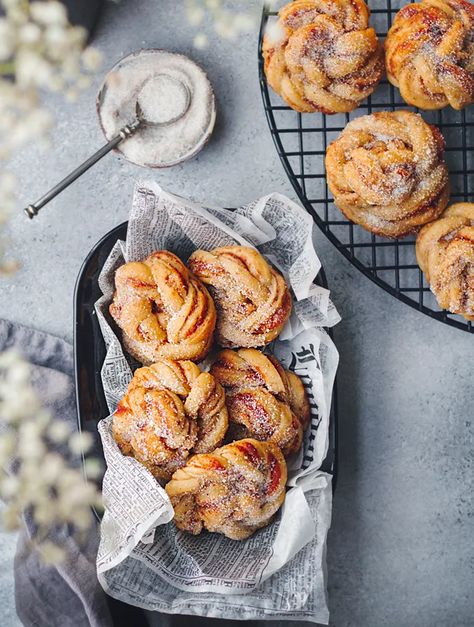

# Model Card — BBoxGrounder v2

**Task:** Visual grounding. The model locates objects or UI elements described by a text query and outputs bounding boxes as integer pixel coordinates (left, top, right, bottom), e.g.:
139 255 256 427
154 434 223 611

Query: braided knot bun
112 359 228 483
385 0 474 110
325 111 450 238
210 349 310 457
165 439 287 540
262 0 384 113
109 251 216 365
416 202 474 319
188 246 292 348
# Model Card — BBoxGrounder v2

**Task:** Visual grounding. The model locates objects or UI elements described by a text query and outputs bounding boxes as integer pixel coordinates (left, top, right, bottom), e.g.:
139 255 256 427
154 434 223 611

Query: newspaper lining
95 181 340 624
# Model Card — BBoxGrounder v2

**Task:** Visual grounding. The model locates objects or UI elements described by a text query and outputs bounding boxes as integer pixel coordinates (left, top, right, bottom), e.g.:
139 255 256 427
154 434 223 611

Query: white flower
30 1 68 26
41 452 65 484
33 503 57 526
68 431 93 455
72 508 94 531
214 18 237 40
65 87 79 102
186 3 205 26
186 0 259 47
1 0 27 25
47 420 71 444
0 475 19 499
0 0 102 232
234 13 256 31
0 172 16 194
38 541 66 564
193 33 208 49
264 20 286 45
18 418 47 442
76 75 92 90
44 23 71 48
18 23 42 45
58 482 97 508
0 354 102 563
16 49 53 87
83 457 103 479
7 107 53 152
2 506 20 531
0 432 15 464
0 172 16 229
18 437 46 461
0 19 15 61
82 47 102 71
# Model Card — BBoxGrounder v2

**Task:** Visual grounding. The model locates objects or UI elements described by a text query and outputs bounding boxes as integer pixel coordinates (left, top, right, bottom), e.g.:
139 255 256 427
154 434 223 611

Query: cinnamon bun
385 0 474 110
188 246 292 348
416 202 474 319
263 0 384 113
325 111 450 238
165 439 287 539
109 251 216 364
211 348 310 456
112 359 228 482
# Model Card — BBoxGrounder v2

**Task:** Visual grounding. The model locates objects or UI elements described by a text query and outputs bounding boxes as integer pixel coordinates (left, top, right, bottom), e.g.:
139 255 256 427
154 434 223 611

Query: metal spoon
24 74 191 219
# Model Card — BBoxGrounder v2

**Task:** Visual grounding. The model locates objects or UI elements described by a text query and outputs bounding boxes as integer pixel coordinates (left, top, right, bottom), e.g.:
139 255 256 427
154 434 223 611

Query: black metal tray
74 220 338 485
258 2 474 334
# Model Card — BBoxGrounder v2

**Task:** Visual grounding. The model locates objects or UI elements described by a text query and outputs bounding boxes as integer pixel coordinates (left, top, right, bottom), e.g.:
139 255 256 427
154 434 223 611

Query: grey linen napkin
0 319 113 627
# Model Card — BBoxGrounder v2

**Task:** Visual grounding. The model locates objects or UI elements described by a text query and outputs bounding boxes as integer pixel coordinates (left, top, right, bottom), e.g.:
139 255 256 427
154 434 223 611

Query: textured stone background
1 1 473 626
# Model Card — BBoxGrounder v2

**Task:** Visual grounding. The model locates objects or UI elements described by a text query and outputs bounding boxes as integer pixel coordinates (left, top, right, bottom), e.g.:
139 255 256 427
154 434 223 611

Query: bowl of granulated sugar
97 49 216 168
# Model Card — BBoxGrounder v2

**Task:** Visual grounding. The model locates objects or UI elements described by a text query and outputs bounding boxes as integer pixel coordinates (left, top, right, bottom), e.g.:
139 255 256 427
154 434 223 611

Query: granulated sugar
137 74 190 126
97 50 216 168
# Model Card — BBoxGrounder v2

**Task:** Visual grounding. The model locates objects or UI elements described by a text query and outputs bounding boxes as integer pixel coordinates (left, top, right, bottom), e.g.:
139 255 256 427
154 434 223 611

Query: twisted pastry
112 359 228 483
109 251 216 365
188 246 292 348
325 111 450 238
416 203 474 319
262 0 384 113
385 0 474 110
210 349 310 456
165 439 287 540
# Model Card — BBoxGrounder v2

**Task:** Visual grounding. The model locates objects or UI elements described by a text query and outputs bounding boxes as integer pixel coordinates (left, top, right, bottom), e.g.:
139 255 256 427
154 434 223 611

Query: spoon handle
24 120 141 219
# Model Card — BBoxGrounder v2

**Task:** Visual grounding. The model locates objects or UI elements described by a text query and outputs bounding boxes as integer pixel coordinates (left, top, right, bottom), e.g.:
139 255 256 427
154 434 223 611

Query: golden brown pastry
188 246 292 348
112 359 228 483
325 111 450 238
262 0 384 113
109 251 216 365
165 439 287 540
416 202 474 319
385 0 474 110
210 349 310 457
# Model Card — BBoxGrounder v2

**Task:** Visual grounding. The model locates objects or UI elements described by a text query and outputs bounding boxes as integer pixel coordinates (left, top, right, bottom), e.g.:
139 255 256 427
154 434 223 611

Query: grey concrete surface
1 1 473 626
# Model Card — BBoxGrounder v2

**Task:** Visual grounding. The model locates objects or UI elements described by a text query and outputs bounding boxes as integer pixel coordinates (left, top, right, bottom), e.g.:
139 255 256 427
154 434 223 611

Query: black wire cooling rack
258 1 474 333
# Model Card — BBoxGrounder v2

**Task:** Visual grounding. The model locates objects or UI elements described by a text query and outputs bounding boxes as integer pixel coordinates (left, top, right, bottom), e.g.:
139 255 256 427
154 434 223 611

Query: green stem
0 62 15 76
